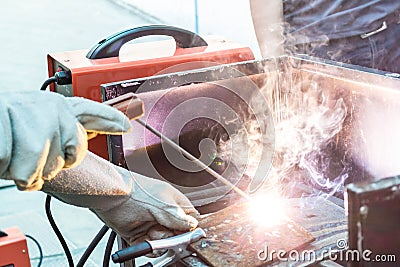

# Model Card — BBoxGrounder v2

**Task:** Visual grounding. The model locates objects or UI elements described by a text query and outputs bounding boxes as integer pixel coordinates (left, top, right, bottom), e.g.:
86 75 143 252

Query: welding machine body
0 227 30 267
47 25 254 159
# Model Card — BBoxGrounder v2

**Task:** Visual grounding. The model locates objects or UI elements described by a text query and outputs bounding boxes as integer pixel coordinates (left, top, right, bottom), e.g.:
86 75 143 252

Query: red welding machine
47 25 254 159
0 227 30 267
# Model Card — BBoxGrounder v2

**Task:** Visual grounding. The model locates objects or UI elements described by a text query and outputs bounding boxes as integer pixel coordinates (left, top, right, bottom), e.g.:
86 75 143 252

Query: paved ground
0 0 153 265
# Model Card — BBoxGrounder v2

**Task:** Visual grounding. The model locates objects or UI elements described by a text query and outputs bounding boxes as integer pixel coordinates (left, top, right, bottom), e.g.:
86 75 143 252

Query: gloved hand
131 224 175 257
0 91 131 191
42 152 199 244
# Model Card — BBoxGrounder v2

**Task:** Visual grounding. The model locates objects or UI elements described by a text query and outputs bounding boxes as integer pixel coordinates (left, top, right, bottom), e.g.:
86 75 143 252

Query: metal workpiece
104 55 400 203
135 118 251 201
105 88 253 202
102 55 400 266
103 93 144 120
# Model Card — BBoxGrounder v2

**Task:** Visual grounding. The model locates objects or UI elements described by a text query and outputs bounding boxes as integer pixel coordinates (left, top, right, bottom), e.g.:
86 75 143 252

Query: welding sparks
247 194 288 227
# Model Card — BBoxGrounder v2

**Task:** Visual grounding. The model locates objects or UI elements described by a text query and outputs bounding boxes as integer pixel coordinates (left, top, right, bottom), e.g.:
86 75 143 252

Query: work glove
42 152 199 244
0 91 131 191
131 224 175 257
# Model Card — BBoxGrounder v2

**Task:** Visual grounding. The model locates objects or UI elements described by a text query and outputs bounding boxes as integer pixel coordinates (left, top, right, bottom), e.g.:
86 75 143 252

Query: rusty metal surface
104 55 400 211
189 201 315 267
101 56 400 266
182 197 346 267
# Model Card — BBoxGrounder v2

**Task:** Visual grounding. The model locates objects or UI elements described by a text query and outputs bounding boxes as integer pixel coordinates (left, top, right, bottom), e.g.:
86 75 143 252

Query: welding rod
136 118 251 201
103 93 251 201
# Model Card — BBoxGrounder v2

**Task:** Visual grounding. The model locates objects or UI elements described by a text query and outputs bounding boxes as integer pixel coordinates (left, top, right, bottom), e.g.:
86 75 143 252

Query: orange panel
0 227 31 267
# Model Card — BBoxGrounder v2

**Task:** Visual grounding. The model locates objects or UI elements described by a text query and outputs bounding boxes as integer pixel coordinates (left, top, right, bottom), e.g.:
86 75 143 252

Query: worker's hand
0 91 131 191
130 224 175 257
94 172 199 244
41 152 199 245
134 224 175 245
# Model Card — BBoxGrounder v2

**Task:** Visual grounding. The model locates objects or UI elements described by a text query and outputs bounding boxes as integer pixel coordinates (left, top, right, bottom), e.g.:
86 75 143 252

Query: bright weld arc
248 194 288 227
135 118 252 201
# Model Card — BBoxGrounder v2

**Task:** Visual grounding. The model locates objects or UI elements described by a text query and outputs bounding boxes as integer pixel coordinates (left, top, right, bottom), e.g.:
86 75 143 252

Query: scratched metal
189 202 315 267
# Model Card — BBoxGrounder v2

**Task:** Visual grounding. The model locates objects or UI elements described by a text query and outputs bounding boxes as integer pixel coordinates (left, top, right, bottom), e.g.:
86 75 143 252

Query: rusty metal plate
190 202 315 267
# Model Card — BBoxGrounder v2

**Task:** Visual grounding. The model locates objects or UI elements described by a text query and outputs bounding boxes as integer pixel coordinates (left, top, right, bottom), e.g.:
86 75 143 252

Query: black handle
0 230 8 237
86 25 208 59
111 241 152 263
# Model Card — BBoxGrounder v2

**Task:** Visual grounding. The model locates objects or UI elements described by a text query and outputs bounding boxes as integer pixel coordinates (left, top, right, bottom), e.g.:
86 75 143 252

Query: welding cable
39 74 74 266
45 195 74 267
0 183 16 190
40 76 57 91
76 225 110 267
25 234 43 267
103 230 117 267
40 71 72 91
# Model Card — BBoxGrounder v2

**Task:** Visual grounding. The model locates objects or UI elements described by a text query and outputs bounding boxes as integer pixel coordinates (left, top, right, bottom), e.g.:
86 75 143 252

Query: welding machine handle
86 25 208 59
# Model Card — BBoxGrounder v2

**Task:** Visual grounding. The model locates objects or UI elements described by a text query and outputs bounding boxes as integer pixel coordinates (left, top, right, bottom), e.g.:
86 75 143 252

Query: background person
250 0 400 73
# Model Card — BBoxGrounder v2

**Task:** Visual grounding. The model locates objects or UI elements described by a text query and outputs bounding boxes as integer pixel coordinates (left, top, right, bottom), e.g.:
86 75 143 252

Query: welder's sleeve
41 152 199 244
0 91 131 191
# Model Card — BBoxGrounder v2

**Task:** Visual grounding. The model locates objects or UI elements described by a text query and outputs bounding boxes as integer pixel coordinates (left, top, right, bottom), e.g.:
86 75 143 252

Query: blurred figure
250 0 400 73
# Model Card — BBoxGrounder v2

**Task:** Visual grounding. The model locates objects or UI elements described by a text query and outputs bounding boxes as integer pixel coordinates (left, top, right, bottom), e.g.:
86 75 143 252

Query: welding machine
0 227 30 267
46 25 254 159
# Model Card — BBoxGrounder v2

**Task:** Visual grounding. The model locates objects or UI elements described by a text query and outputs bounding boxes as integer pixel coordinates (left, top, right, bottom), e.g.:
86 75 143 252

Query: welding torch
103 93 251 201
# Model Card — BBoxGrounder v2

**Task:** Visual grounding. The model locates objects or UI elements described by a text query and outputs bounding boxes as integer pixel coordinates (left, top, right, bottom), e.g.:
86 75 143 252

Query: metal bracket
360 21 387 39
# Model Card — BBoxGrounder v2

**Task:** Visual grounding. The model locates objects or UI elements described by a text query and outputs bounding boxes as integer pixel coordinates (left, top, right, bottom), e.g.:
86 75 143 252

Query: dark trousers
291 17 400 74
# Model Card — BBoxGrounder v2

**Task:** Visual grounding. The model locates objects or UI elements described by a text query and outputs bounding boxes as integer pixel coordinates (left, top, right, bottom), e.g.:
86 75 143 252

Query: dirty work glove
42 152 199 244
0 91 131 191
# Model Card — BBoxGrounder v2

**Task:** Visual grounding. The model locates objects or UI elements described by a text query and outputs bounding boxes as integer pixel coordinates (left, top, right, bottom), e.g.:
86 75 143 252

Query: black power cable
103 231 117 267
45 195 74 267
40 76 57 91
40 73 114 267
25 234 44 267
45 193 112 267
41 75 74 267
76 225 109 267
40 71 71 91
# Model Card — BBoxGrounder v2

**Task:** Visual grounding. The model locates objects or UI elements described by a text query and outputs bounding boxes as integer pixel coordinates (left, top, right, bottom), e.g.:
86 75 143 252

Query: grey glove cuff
42 151 133 210
42 152 199 244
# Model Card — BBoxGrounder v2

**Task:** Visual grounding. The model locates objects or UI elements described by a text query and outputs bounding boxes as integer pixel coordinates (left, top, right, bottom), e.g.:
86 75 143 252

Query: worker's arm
0 91 131 191
249 0 284 58
42 151 199 244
